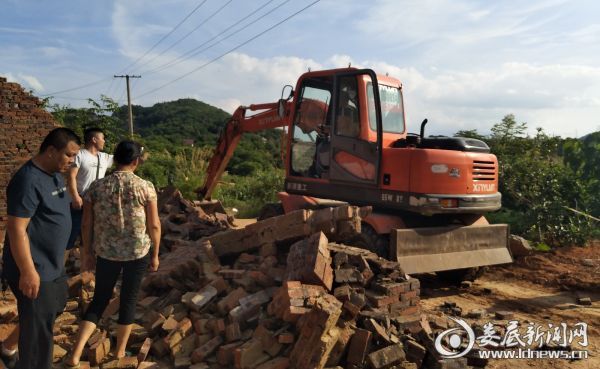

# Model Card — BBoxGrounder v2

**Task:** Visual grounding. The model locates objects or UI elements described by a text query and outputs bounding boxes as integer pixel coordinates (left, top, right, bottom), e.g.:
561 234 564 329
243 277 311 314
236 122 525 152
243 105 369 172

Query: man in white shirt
66 127 114 250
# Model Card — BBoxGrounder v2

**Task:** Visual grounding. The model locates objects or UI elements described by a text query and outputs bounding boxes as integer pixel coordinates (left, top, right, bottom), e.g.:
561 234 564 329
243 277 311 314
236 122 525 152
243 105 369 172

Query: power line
131 0 234 73
137 0 320 99
43 96 93 102
119 0 210 74
39 77 112 97
142 0 285 76
102 77 118 99
38 0 209 99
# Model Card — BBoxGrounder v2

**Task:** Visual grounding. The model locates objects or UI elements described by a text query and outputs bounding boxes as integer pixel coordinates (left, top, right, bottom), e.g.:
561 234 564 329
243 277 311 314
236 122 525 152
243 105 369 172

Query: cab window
367 83 405 133
290 83 331 176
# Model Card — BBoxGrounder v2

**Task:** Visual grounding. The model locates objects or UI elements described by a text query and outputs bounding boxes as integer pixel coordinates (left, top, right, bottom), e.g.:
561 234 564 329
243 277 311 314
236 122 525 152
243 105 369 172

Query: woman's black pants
83 255 149 325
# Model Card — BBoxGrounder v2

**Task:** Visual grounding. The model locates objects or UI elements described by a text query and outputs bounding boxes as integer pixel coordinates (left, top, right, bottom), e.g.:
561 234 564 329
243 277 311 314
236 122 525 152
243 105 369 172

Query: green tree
487 117 594 246
48 95 127 151
454 129 486 140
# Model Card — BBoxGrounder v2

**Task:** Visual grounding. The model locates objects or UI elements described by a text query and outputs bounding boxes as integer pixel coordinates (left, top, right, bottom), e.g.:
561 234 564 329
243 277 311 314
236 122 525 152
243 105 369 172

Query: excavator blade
390 224 512 274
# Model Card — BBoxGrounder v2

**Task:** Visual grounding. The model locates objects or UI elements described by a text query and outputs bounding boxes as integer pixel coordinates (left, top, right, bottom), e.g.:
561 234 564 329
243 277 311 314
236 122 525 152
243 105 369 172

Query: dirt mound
490 242 600 291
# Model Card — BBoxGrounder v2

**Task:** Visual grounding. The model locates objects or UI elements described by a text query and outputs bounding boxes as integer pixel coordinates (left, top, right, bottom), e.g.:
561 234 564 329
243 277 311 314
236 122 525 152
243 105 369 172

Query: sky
2 0 600 138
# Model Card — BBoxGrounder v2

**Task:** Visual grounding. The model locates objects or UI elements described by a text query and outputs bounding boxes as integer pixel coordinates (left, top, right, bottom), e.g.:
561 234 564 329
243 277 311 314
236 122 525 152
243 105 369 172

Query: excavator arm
197 102 290 200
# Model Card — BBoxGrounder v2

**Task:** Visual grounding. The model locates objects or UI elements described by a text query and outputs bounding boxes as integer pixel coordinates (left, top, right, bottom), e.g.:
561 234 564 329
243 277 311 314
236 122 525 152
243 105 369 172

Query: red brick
285 232 333 291
209 276 230 294
364 318 391 344
150 339 170 358
86 330 106 347
137 296 159 309
137 338 152 363
277 332 294 344
237 253 257 263
326 324 355 366
217 287 248 313
161 315 179 332
234 338 270 369
193 318 210 335
217 342 243 366
255 358 290 369
116 356 138 368
225 322 242 342
212 318 226 336
367 343 405 369
342 300 360 320
218 269 246 279
143 311 165 336
366 290 399 308
102 296 120 318
253 325 282 357
346 329 372 365
289 294 342 369
191 336 223 363
88 337 110 366
182 285 218 311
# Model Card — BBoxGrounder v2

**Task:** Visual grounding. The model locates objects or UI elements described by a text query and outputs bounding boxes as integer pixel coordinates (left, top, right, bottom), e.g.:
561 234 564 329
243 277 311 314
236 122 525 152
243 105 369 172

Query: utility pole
114 74 141 138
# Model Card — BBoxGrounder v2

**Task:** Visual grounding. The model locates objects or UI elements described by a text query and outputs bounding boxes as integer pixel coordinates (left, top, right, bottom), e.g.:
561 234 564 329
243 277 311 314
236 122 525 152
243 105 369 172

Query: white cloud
133 52 322 111
348 59 600 136
3 73 44 92
38 46 68 59
214 97 242 114
328 54 354 68
3 73 18 83
19 74 44 92
356 0 567 46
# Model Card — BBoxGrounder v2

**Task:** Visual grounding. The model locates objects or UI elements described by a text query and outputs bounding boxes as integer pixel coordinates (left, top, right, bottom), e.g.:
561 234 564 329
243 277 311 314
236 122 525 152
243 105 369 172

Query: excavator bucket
390 224 512 274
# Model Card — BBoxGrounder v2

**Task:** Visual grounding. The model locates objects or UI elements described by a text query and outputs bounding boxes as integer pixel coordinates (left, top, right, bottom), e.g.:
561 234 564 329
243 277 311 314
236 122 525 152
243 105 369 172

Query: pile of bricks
83 204 439 369
0 187 484 368
0 77 61 243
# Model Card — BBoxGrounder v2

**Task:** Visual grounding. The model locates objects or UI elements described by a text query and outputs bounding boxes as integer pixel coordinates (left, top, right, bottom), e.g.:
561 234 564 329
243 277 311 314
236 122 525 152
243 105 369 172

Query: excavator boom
197 102 289 200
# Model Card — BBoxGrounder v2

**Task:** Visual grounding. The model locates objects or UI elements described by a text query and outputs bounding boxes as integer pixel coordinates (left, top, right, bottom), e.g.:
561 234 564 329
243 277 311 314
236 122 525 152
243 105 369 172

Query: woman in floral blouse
65 141 161 368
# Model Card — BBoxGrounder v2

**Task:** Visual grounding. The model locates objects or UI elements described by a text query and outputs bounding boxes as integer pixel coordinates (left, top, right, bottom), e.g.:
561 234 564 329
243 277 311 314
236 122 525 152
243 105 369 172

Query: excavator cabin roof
296 67 402 90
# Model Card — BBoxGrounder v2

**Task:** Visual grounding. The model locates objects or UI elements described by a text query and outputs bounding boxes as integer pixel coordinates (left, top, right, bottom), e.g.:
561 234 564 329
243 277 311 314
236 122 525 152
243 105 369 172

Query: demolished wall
0 77 61 244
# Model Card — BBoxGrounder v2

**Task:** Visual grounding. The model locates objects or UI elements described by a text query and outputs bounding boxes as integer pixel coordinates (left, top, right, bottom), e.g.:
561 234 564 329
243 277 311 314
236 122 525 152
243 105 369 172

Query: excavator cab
288 69 386 184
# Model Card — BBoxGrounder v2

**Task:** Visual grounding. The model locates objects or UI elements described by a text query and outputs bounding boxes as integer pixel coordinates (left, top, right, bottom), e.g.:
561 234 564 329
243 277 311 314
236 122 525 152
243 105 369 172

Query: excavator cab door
329 69 382 186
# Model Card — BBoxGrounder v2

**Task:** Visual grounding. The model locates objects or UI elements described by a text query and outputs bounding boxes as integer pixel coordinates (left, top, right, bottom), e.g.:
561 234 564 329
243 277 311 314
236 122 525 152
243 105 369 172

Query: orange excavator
197 68 512 279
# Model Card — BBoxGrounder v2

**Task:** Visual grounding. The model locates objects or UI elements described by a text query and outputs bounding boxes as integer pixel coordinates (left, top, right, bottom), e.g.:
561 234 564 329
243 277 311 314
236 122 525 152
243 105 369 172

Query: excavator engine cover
390 224 512 274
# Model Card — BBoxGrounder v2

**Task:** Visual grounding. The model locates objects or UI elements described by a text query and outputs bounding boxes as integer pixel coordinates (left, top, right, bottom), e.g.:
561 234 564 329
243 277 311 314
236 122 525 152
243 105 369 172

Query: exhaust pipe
420 118 428 139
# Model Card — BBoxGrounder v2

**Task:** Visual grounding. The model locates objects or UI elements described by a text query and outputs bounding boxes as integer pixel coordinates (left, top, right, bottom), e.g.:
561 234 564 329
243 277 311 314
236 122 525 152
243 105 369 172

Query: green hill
119 98 229 146
117 98 284 176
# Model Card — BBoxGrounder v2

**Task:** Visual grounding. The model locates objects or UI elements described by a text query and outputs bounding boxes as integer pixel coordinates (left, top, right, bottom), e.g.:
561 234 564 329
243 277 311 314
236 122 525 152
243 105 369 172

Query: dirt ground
421 242 599 369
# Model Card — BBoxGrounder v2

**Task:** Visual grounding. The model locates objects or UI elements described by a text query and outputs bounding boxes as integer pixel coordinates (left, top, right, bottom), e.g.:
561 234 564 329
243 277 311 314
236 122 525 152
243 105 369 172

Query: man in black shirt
2 127 80 369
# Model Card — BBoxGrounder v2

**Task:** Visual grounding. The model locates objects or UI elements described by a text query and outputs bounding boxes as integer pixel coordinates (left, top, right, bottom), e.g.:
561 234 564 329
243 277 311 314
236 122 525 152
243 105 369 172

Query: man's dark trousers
8 276 68 369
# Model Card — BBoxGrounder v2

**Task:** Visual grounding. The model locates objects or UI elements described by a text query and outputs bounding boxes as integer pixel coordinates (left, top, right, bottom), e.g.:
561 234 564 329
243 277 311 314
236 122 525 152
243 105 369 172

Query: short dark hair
114 140 144 165
83 127 104 144
39 127 81 153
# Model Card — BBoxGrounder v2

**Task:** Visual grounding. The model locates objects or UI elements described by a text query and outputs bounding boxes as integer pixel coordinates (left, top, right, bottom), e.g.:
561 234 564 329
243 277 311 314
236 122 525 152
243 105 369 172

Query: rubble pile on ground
58 196 404 367
0 188 489 369
123 202 433 369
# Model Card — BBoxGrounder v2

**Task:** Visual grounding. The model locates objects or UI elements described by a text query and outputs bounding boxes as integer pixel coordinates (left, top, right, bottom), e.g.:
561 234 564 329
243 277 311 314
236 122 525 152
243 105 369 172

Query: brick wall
0 76 61 245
